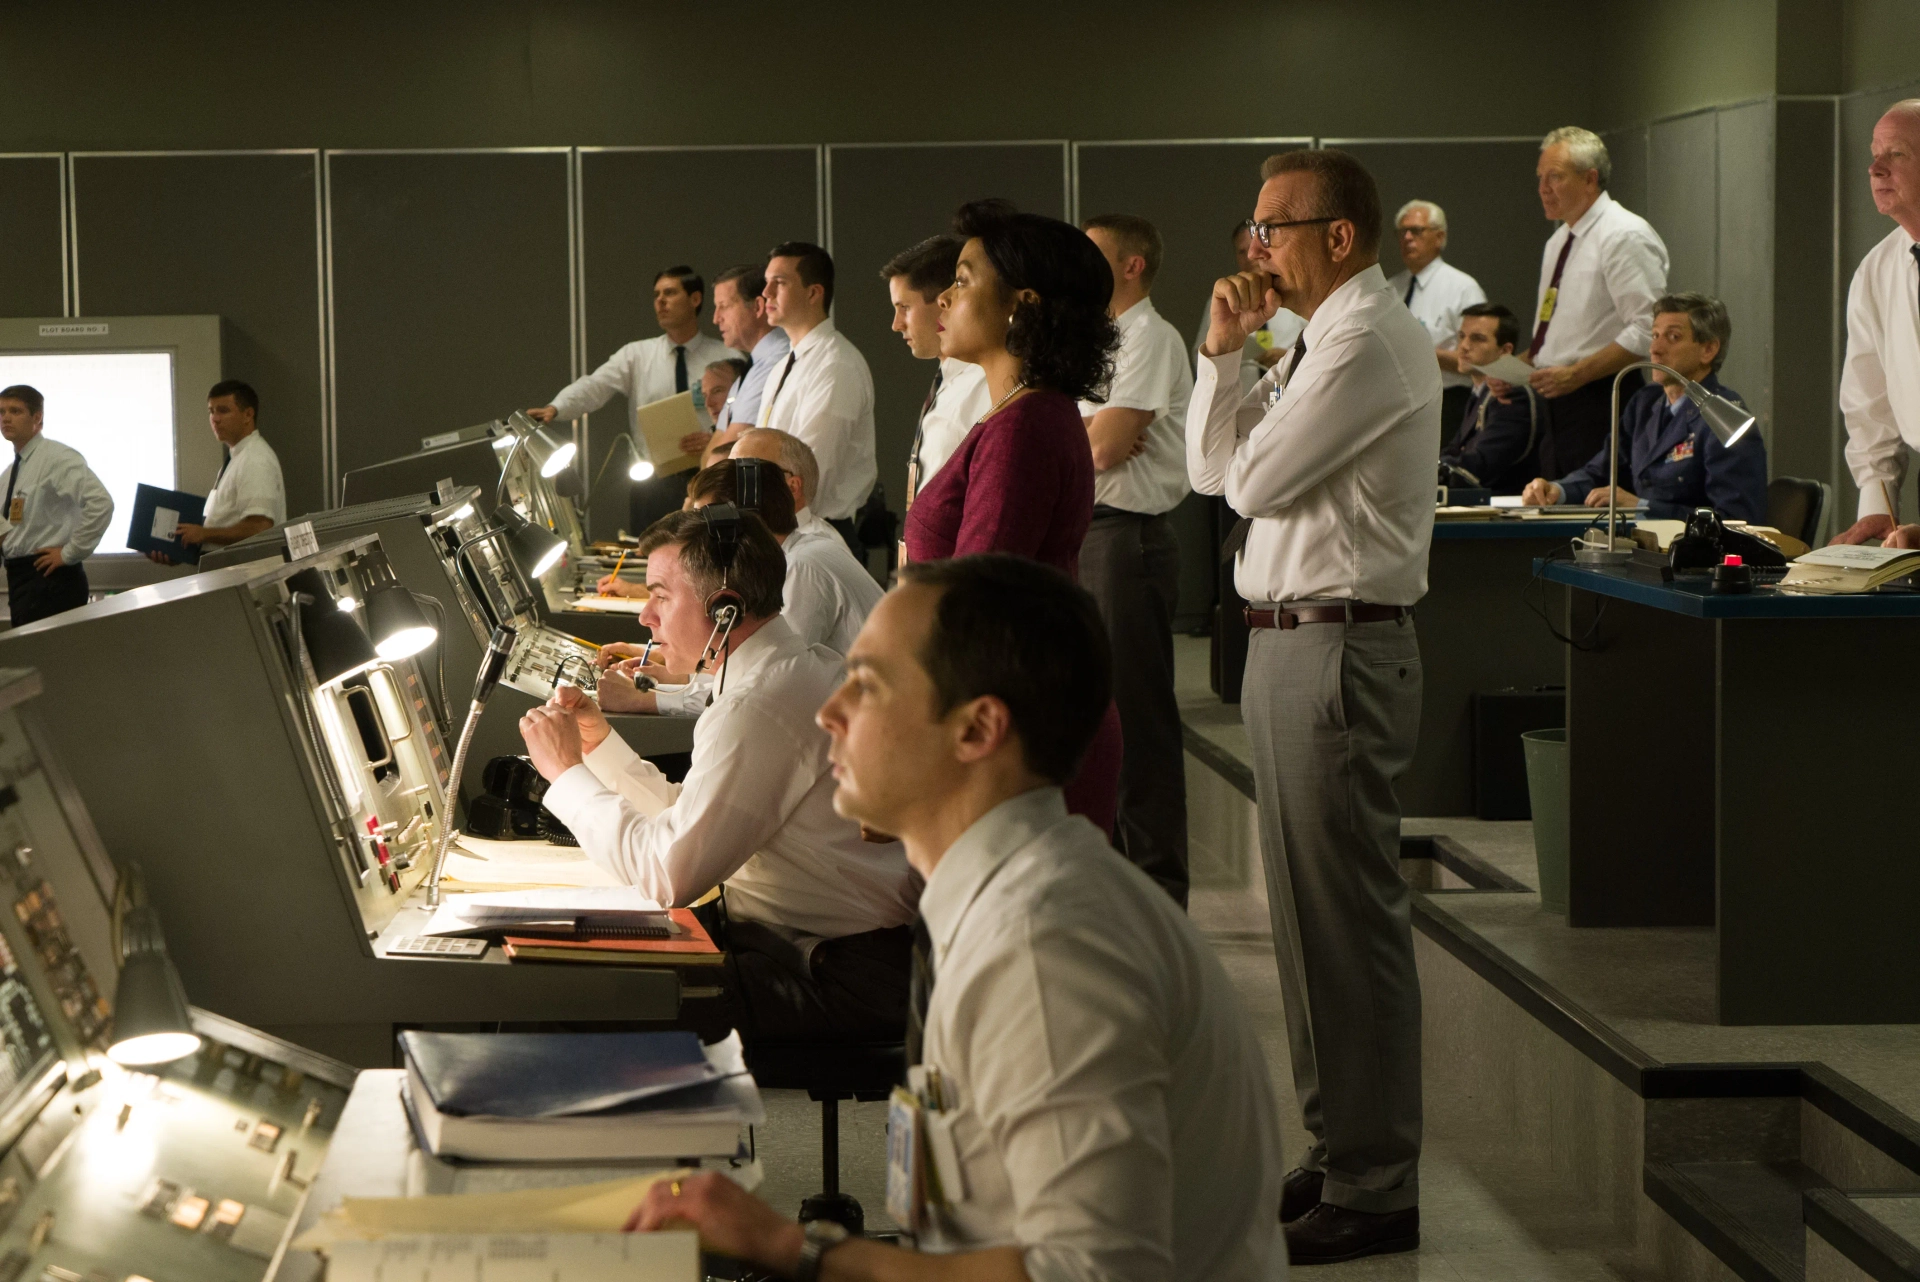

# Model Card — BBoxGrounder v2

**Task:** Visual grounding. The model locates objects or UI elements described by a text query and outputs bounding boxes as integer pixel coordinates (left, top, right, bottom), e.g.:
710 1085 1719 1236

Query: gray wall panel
71 152 327 514
327 150 572 488
1771 99 1838 488
1073 141 1304 628
1339 141 1547 323
1714 101 1775 446
825 143 1068 522
1605 125 1651 217
1648 112 1719 295
575 146 818 538
0 156 64 317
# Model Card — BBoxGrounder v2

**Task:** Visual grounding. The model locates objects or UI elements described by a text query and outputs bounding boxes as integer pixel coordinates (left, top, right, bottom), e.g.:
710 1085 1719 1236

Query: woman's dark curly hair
952 199 1119 402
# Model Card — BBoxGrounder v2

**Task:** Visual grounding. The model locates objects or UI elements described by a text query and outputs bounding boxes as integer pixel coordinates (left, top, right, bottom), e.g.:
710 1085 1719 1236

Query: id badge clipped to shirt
7 497 20 525
888 1066 970 1236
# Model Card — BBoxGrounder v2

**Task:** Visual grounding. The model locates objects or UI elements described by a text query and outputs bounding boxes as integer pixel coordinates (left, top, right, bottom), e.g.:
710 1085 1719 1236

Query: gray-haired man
1384 199 1485 432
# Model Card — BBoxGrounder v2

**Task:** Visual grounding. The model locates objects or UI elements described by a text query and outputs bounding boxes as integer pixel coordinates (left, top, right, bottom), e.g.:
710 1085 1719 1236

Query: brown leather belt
1244 602 1409 629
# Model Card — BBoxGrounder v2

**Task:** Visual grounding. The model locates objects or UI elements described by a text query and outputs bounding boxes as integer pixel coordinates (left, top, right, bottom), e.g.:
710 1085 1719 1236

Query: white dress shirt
915 359 993 491
717 328 792 432
1840 225 1920 518
783 509 883 655
1187 265 1440 606
203 430 286 528
917 786 1287 1280
1082 298 1194 515
1385 256 1486 390
0 435 113 564
758 319 878 522
542 616 916 938
1531 191 1669 368
550 331 741 438
1195 302 1308 395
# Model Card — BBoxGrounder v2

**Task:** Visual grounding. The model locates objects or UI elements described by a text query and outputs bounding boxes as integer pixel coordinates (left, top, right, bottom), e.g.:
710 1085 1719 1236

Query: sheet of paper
1793 543 1920 569
327 1231 699 1281
421 885 669 937
150 507 179 540
293 1171 685 1247
1471 354 1537 384
568 596 651 614
633 392 703 475
442 835 623 890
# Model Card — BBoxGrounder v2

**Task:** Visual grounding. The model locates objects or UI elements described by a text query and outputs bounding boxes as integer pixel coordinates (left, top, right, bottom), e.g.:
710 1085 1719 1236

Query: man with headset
518 506 916 1040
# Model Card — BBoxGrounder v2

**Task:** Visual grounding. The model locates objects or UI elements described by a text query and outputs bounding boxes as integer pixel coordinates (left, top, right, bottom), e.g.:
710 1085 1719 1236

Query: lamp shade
499 506 567 580
628 457 655 481
108 903 201 1067
1681 379 1756 446
520 423 578 479
290 568 377 687
365 580 437 661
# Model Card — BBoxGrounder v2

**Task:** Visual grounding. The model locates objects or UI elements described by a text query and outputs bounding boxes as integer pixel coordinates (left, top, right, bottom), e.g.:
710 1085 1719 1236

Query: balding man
1189 148 1434 1262
1385 199 1486 432
1835 101 1920 547
1525 127 1670 476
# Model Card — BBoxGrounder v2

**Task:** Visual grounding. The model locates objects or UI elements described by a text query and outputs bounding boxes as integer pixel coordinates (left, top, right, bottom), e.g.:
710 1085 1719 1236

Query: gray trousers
1242 613 1423 1213
1080 511 1189 905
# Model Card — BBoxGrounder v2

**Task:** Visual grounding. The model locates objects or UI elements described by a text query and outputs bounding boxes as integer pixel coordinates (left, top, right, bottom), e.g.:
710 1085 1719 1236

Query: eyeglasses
1397 225 1441 237
1241 216 1337 247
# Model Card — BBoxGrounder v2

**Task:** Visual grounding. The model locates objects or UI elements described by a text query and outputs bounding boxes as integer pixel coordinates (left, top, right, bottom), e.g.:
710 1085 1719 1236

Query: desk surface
1433 517 1598 540
1538 560 1920 619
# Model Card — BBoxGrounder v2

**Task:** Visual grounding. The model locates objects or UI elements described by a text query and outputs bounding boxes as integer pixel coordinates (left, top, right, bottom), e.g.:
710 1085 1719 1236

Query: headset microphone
471 624 517 703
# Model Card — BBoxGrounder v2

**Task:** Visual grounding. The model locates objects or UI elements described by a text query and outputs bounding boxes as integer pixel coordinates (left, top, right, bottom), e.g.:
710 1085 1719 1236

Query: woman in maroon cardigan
903 200 1124 836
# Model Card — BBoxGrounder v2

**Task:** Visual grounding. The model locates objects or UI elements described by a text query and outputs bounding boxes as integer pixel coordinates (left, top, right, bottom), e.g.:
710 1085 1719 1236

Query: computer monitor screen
0 351 177 554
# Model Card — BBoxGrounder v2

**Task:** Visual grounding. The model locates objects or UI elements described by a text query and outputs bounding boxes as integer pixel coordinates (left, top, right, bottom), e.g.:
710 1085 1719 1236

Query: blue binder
126 483 208 565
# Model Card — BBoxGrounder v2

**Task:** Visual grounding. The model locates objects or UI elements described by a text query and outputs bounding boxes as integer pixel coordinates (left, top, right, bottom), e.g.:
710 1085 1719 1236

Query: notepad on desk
567 595 650 614
327 1232 698 1282
503 908 722 965
1779 544 1920 594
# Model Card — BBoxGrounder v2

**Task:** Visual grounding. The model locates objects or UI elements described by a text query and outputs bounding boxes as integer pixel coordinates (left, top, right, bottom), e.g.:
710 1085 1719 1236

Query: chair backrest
1767 477 1826 546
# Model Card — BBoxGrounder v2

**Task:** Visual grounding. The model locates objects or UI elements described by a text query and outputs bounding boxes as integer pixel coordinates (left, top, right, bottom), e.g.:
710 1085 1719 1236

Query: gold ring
670 1180 682 1197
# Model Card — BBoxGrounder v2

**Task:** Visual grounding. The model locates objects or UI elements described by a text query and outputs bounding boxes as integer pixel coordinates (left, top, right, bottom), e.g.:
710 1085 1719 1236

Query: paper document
1471 354 1537 384
633 392 703 476
568 595 650 614
422 886 672 938
294 1171 690 1247
442 835 623 891
327 1233 698 1282
150 507 179 540
1792 544 1920 569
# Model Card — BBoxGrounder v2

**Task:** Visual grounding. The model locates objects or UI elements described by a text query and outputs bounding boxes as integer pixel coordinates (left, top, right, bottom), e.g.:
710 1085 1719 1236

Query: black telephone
1666 507 1787 572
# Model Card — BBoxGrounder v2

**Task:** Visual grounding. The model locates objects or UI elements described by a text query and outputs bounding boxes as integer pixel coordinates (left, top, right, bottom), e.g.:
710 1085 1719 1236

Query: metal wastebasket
1522 728 1569 914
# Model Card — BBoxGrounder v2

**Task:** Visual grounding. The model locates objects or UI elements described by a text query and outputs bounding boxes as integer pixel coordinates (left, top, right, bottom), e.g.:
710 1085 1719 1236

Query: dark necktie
673 345 688 395
1911 244 1919 318
906 915 935 1065
1528 232 1575 360
761 351 798 427
216 447 232 485
1222 336 1309 562
2 455 19 546
1403 274 1418 306
904 366 944 510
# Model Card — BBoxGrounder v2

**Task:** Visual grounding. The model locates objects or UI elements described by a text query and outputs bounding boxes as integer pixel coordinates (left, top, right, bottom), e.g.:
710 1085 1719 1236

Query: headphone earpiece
704 586 744 626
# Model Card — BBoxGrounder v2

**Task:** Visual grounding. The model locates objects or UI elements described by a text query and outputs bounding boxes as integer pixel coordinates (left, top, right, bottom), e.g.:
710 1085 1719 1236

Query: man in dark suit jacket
1440 303 1540 494
1522 293 1767 522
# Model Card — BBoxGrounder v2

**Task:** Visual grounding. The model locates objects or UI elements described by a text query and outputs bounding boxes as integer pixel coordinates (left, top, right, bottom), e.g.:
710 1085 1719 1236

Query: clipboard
126 483 208 564
632 392 704 476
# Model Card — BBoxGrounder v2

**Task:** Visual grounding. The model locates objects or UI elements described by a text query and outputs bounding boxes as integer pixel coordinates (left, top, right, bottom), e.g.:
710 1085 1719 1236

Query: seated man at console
519 509 917 1041
626 555 1287 1279
1439 304 1540 494
1520 293 1766 521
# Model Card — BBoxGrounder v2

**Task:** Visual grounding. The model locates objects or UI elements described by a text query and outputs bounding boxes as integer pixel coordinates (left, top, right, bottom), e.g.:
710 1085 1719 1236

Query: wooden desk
1540 561 1920 1024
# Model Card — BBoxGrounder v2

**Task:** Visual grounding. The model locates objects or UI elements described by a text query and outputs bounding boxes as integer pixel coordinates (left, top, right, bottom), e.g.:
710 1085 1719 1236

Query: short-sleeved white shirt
1080 298 1194 515
204 431 286 528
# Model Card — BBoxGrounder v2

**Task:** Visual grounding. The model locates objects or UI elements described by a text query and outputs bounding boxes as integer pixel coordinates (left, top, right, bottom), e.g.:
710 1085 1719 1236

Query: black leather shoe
1279 1168 1325 1222
1285 1202 1419 1265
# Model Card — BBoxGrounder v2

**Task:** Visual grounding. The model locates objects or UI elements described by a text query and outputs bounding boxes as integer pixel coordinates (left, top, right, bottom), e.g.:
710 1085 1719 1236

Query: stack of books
399 1029 762 1162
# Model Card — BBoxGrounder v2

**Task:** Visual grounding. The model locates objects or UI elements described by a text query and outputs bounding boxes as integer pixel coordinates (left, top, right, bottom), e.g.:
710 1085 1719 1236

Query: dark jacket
1557 375 1767 522
1440 382 1540 494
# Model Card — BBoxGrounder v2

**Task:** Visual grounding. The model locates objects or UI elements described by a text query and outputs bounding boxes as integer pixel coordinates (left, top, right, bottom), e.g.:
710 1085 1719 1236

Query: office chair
1767 476 1827 546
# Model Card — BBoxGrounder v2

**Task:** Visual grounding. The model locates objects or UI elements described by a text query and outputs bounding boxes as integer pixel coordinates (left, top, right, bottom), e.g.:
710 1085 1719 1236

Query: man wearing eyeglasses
1188 148 1436 1264
1384 200 1485 437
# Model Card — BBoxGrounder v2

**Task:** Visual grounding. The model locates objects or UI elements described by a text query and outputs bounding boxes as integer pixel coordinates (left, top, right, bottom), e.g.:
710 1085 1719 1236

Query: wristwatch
793 1219 850 1282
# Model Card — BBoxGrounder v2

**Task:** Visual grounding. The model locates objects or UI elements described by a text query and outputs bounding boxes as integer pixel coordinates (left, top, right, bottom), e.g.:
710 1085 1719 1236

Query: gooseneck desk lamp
1572 361 1757 565
108 866 202 1067
426 624 518 907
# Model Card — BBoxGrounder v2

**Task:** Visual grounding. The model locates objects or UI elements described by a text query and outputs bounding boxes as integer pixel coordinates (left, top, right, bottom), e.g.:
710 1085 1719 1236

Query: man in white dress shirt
529 266 740 531
1385 199 1486 434
706 263 791 456
0 385 113 628
520 508 915 1041
629 554 1287 1282
175 380 285 556
1079 213 1195 907
881 235 993 509
1833 101 1920 546
1188 148 1434 1262
1525 127 1670 476
1198 220 1307 393
759 241 878 553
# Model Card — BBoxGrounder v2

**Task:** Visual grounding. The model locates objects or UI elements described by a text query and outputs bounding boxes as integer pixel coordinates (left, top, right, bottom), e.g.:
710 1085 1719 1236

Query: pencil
1884 481 1901 537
